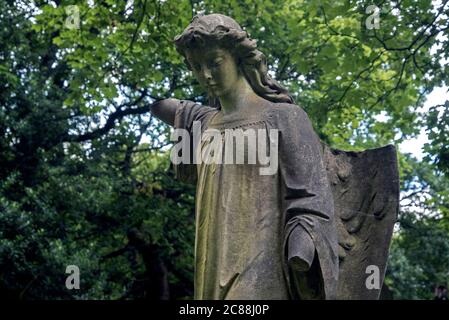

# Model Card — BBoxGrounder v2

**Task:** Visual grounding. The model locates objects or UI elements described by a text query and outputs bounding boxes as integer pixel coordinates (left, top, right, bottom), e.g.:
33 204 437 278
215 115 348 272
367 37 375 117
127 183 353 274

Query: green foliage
385 154 449 299
0 0 448 299
386 214 449 299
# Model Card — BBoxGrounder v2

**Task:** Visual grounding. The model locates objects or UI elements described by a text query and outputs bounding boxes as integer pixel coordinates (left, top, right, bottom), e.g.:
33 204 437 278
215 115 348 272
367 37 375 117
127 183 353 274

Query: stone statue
149 14 399 300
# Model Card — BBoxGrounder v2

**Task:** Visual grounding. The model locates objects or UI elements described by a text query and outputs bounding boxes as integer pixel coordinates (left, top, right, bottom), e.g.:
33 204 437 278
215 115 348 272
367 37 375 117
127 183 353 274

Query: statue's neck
218 77 261 116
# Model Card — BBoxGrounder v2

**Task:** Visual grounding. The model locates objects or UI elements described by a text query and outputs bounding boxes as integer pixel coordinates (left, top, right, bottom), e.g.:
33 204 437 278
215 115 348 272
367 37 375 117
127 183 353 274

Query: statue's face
185 46 241 98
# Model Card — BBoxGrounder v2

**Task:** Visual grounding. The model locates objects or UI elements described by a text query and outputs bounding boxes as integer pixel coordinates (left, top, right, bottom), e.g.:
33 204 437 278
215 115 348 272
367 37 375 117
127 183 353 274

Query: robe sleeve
276 104 338 299
172 100 218 184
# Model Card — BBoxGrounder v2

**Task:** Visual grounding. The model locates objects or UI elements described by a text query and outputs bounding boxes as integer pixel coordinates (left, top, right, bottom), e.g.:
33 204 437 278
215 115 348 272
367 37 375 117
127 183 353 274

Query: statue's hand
287 225 315 272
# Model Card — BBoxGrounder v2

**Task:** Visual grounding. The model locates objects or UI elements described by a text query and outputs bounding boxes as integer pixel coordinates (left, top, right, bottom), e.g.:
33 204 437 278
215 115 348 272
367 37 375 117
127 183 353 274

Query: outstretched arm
149 98 181 127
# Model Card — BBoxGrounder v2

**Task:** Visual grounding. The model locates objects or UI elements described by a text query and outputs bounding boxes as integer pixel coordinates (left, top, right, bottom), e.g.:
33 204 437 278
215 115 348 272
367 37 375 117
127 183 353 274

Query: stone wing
321 144 399 300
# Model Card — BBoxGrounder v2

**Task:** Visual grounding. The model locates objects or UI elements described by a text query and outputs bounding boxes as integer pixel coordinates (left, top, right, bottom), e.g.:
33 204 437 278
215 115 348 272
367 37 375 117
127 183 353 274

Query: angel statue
149 14 399 300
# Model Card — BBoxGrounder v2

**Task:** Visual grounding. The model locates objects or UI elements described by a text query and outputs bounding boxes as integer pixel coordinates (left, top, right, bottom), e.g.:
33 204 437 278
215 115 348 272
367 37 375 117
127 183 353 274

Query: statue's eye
211 58 223 67
207 58 223 69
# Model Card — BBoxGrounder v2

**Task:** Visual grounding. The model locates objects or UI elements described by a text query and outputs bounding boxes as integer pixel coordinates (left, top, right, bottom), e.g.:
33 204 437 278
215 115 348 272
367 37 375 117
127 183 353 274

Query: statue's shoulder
266 102 310 123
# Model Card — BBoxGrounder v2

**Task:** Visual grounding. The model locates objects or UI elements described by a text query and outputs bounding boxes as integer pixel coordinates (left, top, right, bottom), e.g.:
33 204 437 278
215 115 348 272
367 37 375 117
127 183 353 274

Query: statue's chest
194 119 279 173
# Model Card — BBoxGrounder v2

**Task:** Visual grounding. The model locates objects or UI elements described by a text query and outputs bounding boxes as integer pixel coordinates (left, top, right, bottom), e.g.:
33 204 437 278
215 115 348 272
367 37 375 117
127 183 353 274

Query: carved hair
174 14 294 108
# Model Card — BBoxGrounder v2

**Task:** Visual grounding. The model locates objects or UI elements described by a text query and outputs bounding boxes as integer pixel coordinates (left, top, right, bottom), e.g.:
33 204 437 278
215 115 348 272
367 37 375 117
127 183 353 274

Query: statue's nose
203 67 212 80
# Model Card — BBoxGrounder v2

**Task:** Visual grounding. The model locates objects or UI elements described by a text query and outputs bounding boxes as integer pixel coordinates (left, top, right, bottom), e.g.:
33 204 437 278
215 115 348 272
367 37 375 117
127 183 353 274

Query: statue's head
174 13 294 108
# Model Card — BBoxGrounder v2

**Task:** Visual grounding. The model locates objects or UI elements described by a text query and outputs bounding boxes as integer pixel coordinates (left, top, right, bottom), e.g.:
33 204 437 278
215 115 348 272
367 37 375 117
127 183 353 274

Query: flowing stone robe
173 99 339 300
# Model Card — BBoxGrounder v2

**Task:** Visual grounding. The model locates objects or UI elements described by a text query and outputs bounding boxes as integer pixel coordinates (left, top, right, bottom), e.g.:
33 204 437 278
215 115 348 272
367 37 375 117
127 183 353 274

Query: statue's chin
208 89 220 96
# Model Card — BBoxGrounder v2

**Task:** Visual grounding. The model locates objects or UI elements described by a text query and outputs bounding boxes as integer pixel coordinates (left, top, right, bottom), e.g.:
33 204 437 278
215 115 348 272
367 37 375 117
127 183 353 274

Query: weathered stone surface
323 144 399 299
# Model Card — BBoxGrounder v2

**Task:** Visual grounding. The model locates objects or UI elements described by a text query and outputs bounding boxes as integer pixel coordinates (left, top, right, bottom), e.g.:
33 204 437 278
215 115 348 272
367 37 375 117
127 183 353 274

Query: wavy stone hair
174 14 294 108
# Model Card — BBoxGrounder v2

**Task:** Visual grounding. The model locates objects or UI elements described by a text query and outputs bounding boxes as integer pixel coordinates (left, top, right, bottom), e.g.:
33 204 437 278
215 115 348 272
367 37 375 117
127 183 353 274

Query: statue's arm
149 98 181 127
278 105 336 275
